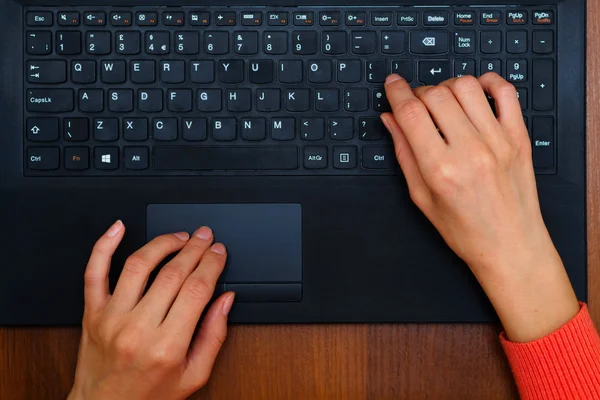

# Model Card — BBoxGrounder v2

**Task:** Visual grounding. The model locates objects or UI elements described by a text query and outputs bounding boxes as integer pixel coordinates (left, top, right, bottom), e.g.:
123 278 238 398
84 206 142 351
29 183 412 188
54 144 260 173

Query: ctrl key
27 147 59 170
362 146 397 169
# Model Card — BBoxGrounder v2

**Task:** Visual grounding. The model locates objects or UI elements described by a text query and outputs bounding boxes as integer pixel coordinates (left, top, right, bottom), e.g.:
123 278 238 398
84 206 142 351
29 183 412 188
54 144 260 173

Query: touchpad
147 204 302 283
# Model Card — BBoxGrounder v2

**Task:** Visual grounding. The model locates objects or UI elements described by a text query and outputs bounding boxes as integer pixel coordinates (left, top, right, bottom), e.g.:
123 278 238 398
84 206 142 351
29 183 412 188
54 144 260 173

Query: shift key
532 116 555 169
26 89 74 112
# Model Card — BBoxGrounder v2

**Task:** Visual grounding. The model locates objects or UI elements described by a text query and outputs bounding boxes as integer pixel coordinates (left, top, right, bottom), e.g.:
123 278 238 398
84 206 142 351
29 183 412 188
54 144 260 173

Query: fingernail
106 220 123 237
222 293 235 316
211 243 226 255
386 74 403 84
173 232 190 241
194 226 213 240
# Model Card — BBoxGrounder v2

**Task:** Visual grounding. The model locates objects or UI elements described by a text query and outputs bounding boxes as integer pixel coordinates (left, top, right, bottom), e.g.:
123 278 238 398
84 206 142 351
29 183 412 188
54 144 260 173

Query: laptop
0 0 586 325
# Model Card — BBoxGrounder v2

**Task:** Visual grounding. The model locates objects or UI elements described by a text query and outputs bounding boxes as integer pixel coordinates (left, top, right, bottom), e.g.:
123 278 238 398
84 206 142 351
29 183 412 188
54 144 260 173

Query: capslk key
27 89 74 112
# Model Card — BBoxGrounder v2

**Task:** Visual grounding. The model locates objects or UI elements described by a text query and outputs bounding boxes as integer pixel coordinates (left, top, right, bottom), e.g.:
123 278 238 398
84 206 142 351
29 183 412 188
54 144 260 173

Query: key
264 32 287 54
507 11 527 25
300 118 324 140
533 11 553 25
286 89 310 112
359 118 385 140
308 60 332 83
182 118 207 141
294 31 317 55
241 12 262 26
410 31 448 54
362 146 396 169
322 31 346 55
219 60 244 83
397 12 417 26
320 11 340 26
352 31 376 54
532 59 554 111
27 12 53 26
167 89 192 112
481 11 501 25
72 60 96 83
257 89 280 112
304 147 327 169
101 60 126 83
381 31 404 54
241 118 266 141
532 117 555 169
64 118 89 141
175 31 199 55
516 88 528 110
64 147 89 170
337 60 361 83
419 60 451 85
507 31 527 54
95 147 119 170
249 60 274 84
56 31 81 55
27 118 59 141
131 60 156 83
160 60 185 83
235 31 258 55
215 12 236 26
481 60 502 75
163 11 184 26
124 147 149 170
189 11 210 26
197 89 221 112
507 60 527 83
109 89 133 112
373 89 390 112
293 11 314 26
533 31 554 54
212 118 237 141
315 89 338 112
391 60 414 82
454 59 475 77
367 60 387 83
227 89 252 112
423 11 448 26
139 89 163 112
27 89 73 112
58 12 80 26
116 31 141 55
190 61 214 83
27 31 52 55
153 118 178 141
372 12 392 26
345 89 368 112
330 118 353 140
94 118 119 141
27 147 59 170
154 147 299 170
78 89 103 112
333 146 357 169
345 12 366 26
481 31 502 53
146 32 169 54
455 31 475 54
26 61 67 84
271 118 295 140
278 60 303 83
267 12 289 26
123 118 149 141
136 12 158 26
110 12 132 26
205 32 229 54
454 11 475 25
87 31 111 54
84 12 106 26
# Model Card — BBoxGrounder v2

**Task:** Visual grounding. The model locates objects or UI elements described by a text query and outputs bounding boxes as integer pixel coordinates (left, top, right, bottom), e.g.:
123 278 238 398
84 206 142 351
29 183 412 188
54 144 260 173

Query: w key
26 61 67 83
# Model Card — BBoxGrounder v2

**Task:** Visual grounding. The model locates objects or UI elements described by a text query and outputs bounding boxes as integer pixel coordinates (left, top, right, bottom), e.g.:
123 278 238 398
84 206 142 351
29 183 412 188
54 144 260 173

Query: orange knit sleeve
500 303 600 400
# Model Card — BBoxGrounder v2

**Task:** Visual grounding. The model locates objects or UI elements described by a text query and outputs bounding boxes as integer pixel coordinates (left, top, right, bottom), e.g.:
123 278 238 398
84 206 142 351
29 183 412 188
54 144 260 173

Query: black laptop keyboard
24 6 557 176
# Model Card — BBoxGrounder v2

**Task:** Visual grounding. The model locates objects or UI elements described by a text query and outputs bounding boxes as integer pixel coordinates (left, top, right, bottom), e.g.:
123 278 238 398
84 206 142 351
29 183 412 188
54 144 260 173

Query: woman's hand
382 73 579 342
68 221 234 400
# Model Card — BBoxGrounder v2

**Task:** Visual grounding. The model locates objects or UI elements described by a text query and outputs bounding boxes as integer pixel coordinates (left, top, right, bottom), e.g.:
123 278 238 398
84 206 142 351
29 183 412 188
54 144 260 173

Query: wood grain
1 2 598 399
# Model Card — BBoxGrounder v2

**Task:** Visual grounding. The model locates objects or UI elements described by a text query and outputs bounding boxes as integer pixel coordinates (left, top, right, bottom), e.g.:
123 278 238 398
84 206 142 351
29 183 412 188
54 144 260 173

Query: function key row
26 10 555 28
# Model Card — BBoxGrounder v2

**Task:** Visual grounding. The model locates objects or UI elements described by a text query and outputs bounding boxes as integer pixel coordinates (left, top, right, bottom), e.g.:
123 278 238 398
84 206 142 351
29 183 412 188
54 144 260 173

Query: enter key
532 116 555 170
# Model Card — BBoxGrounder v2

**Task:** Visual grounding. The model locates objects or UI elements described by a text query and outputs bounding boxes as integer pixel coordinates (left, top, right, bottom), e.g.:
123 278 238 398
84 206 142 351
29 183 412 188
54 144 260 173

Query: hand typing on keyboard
68 223 234 400
381 72 579 343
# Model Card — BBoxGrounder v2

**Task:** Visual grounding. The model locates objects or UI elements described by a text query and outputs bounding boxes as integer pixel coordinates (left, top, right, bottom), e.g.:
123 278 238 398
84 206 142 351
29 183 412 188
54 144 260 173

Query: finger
478 72 525 134
134 227 214 325
84 220 125 314
413 84 479 144
439 75 498 134
109 232 190 314
380 113 432 208
162 243 227 342
181 292 234 391
384 75 446 169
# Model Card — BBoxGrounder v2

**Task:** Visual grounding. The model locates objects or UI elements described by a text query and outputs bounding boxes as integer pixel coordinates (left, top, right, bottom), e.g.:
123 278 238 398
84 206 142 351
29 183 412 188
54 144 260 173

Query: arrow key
418 60 451 85
27 118 59 142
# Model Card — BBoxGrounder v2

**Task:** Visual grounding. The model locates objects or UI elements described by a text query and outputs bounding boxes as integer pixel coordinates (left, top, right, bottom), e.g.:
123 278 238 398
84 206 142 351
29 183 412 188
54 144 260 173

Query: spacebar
154 146 299 170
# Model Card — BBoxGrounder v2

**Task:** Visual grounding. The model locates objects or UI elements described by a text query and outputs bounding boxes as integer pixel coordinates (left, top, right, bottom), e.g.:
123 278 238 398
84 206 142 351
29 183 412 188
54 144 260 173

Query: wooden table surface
2 3 599 399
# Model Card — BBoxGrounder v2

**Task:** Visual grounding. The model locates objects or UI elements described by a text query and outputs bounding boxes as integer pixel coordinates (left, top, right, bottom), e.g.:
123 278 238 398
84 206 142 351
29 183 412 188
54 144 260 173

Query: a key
241 12 262 26
419 60 451 85
267 12 289 26
373 89 390 112
205 32 229 55
197 89 222 112
345 12 366 26
345 89 368 112
110 12 132 26
163 11 184 26
241 118 266 141
101 60 126 83
294 31 317 55
27 118 59 142
410 31 448 54
454 31 475 54
367 60 387 83
95 147 119 170
212 118 237 141
227 89 252 112
27 31 52 55
423 11 449 26
507 31 527 54
56 31 81 55
235 31 258 55
131 60 156 83
219 60 244 83
189 12 210 26
249 60 274 84
94 118 119 141
256 89 280 112
516 88 528 110
64 147 89 170
481 60 502 75
286 89 310 112
86 31 111 54
190 61 214 83
381 31 404 54
84 12 106 26
278 60 303 83
123 118 149 141
391 60 414 82
532 117 555 169
337 60 361 83
293 11 314 26
322 31 346 55
362 146 396 169
481 11 501 25
64 118 89 141
27 89 73 113
215 12 236 26
182 118 207 141
319 11 340 26
124 147 149 170
333 146 357 169
315 89 339 112
398 12 417 26
26 61 67 84
27 12 53 26
27 147 59 170
108 89 133 112
153 118 178 141
454 11 475 26
146 32 169 54
533 31 554 54
167 89 193 112
72 60 96 83
359 118 385 141
352 31 376 54
139 89 164 112
136 12 158 26
160 61 185 83
454 59 475 77
533 11 553 25
304 147 327 169
532 59 554 111
116 31 141 55
481 31 502 53
507 60 527 83
329 118 353 140
78 89 103 112
264 31 287 55
175 31 199 55
58 12 80 26
507 11 527 25
154 147 298 170
308 60 332 83
372 12 392 26
271 118 295 140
